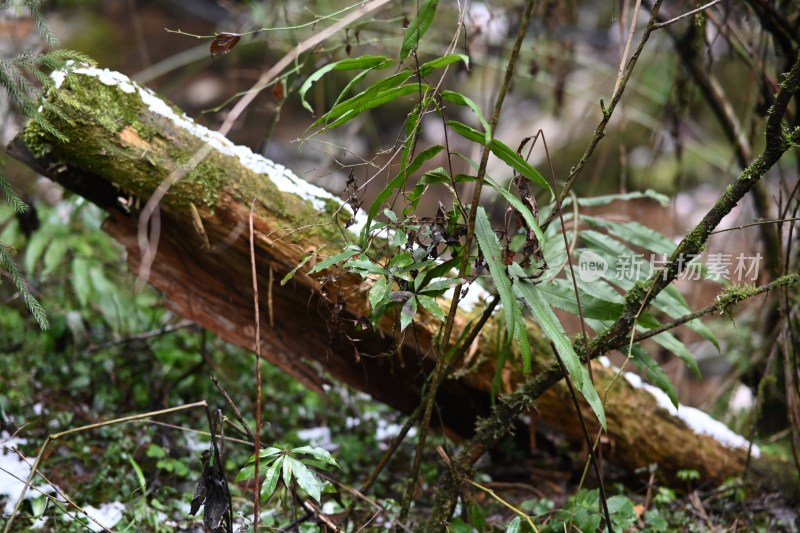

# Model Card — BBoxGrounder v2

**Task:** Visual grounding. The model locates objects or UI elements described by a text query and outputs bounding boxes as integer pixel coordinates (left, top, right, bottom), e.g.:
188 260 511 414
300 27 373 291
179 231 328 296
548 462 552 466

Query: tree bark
9 66 781 488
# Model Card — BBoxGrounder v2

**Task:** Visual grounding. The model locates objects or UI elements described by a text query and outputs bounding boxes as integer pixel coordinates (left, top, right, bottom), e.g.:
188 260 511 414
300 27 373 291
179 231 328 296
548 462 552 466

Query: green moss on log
23 69 350 246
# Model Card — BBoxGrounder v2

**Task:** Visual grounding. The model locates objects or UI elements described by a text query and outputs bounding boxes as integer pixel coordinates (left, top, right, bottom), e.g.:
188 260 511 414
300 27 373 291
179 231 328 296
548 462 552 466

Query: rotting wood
8 65 783 487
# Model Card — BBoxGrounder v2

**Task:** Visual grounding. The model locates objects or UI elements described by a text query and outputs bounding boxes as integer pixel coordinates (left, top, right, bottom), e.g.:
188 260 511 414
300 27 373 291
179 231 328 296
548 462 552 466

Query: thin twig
217 0 393 138
249 199 263 529
542 0 665 228
549 341 614 532
626 274 800 346
652 0 725 30
140 418 252 446
709 217 800 235
210 373 256 443
86 320 196 353
464 478 539 532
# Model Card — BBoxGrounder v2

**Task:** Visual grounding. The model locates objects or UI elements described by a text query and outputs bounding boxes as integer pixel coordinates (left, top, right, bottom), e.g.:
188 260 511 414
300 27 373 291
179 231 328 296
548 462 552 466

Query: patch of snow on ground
81 501 126 532
376 418 415 442
0 433 59 516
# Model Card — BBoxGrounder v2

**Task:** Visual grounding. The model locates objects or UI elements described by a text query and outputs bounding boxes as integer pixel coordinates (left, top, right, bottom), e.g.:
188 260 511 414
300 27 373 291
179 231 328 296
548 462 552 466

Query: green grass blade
400 0 440 60
514 272 606 428
448 120 552 195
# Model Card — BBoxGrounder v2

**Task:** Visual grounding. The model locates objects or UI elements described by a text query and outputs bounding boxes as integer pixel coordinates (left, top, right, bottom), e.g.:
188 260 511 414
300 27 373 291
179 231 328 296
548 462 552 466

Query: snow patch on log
51 63 368 232
598 357 760 456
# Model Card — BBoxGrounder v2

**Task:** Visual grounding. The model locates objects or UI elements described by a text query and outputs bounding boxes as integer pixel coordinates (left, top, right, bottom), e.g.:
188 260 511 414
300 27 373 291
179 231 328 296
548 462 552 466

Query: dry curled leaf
271 79 284 102
210 32 241 58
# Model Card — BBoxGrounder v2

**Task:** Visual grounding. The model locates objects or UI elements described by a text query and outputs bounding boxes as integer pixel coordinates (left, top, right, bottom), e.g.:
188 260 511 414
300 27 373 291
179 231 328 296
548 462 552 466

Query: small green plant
236 445 339 505
536 489 637 533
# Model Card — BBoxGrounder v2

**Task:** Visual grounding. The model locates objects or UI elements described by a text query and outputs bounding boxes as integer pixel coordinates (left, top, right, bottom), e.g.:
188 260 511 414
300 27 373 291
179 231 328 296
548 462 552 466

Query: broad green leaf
394 259 437 275
415 256 462 289
505 516 522 533
566 189 670 207
534 280 623 321
308 245 361 275
344 258 386 276
390 230 408 247
448 120 552 195
316 81 424 129
282 452 294 488
400 294 417 331
0 217 19 246
417 54 469 76
441 90 490 143
388 252 414 270
261 459 283 501
287 457 324 503
606 495 637 529
513 272 606 428
255 447 285 460
42 238 70 276
369 276 390 310
417 294 446 321
291 446 340 469
299 56 390 113
474 208 515 340
418 277 461 294
383 208 397 223
400 0 439 60
630 344 678 408
235 451 283 482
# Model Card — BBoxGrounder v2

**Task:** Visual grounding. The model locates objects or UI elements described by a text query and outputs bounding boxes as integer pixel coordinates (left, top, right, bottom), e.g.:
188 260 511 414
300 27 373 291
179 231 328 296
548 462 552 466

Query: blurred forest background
1 0 799 531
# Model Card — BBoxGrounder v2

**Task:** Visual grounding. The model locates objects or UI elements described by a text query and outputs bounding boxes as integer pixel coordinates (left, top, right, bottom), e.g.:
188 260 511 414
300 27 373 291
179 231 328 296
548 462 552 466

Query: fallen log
8 64 781 488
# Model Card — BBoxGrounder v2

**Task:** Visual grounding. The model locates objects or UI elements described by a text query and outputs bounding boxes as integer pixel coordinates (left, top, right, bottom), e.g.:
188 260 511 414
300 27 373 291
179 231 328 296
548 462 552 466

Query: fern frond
7 0 59 46
0 243 49 330
0 63 33 108
42 49 96 67
0 163 29 214
29 102 70 143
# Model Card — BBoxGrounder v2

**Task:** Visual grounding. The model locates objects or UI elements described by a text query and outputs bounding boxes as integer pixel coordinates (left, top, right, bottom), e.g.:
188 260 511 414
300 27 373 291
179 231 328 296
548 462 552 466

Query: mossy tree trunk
9 67 776 488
